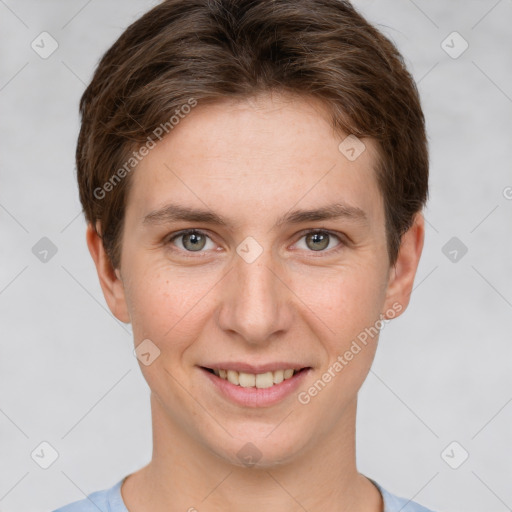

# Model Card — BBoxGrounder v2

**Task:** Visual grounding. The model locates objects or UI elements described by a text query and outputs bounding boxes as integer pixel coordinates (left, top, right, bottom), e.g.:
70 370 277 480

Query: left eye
167 229 342 254
294 230 342 252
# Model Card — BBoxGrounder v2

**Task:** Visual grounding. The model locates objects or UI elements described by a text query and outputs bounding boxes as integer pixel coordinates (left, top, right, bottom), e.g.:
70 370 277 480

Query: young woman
54 1 435 510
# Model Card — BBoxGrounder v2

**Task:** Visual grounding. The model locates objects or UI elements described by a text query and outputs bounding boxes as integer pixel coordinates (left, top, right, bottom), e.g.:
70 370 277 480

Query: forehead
125 92 384 228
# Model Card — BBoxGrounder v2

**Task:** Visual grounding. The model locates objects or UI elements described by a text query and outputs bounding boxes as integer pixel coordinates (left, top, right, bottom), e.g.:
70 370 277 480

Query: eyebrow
142 202 368 228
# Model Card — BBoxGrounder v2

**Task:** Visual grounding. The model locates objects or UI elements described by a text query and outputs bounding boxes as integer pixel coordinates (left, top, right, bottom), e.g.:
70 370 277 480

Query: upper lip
200 362 311 374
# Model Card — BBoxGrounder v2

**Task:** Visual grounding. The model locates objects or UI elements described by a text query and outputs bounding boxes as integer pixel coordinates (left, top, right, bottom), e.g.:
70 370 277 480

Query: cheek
124 261 216 346
292 261 387 348
293 267 386 421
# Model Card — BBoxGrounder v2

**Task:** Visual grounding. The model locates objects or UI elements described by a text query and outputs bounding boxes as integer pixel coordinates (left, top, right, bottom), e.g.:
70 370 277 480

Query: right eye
167 229 217 254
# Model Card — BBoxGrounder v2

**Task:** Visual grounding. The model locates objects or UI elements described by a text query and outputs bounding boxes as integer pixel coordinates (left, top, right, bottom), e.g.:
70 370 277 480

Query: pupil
308 232 328 251
185 232 205 251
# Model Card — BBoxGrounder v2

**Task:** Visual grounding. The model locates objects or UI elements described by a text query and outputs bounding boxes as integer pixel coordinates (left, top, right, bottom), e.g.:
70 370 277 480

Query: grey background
1 1 511 511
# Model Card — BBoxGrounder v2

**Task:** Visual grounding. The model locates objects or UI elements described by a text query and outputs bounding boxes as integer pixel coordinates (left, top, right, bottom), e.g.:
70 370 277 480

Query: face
90 92 423 468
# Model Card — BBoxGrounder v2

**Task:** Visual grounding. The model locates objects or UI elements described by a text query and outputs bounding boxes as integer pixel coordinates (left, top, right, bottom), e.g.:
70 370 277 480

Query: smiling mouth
201 367 310 389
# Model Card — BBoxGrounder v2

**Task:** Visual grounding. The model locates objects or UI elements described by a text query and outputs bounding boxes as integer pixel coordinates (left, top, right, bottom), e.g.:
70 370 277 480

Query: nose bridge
217 242 291 344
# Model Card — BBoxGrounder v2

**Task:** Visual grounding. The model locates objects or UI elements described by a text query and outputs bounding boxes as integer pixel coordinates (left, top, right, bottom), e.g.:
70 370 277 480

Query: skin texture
86 91 424 512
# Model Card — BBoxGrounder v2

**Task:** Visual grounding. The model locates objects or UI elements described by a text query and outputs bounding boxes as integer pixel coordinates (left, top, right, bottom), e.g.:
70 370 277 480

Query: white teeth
255 372 274 388
239 372 256 388
214 368 300 388
227 370 239 385
273 369 284 384
283 368 294 379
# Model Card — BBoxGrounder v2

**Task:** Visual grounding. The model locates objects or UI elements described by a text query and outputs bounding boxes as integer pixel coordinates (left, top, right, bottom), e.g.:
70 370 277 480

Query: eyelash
166 228 345 256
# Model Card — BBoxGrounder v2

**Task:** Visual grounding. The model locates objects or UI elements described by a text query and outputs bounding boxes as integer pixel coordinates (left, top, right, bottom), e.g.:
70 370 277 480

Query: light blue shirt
51 475 437 511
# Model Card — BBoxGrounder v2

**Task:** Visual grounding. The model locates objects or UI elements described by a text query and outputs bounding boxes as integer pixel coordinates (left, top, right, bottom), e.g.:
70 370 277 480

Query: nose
215 244 294 346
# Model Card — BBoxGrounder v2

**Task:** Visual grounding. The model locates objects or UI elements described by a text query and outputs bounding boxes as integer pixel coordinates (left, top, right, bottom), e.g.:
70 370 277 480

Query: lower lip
200 367 312 408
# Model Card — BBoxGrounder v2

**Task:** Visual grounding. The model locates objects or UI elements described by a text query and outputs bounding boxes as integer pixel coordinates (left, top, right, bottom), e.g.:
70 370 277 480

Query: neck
122 394 383 512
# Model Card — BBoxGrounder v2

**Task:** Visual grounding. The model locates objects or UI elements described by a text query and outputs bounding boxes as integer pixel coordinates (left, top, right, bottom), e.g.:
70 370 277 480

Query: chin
207 428 309 470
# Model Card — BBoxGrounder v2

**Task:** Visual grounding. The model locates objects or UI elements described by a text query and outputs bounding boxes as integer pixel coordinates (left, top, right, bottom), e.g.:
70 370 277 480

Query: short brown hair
77 0 428 269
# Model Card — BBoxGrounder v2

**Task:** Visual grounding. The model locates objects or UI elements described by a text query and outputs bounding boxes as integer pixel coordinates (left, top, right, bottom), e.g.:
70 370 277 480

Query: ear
382 212 425 318
86 222 131 324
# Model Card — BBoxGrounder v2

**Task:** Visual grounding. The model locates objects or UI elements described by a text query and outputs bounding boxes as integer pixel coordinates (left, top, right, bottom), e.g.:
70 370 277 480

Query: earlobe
85 222 131 324
382 212 425 318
